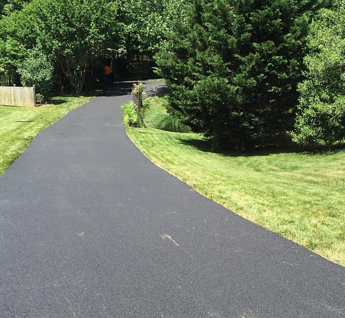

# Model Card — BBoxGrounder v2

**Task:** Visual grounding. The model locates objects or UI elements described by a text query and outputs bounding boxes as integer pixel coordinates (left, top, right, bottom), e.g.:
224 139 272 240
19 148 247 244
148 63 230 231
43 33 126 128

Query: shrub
35 93 45 104
17 48 53 102
121 102 137 127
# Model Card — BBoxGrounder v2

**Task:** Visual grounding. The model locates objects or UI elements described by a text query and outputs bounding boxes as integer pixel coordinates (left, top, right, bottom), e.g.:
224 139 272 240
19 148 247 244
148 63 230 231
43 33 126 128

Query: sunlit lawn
127 97 345 267
0 94 94 176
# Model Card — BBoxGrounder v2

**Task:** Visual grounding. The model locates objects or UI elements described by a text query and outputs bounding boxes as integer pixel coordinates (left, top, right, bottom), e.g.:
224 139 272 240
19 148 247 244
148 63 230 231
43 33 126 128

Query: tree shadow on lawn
42 99 66 106
178 137 345 157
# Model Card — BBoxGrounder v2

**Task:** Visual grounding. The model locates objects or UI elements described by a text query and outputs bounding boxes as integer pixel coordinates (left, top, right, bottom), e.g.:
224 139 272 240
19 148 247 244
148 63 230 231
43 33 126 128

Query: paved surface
0 81 344 318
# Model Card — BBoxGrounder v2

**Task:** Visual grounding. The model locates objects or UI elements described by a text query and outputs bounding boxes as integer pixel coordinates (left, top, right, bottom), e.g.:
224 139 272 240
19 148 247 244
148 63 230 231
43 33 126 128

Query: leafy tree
156 0 329 148
29 0 122 93
292 1 345 146
0 0 122 93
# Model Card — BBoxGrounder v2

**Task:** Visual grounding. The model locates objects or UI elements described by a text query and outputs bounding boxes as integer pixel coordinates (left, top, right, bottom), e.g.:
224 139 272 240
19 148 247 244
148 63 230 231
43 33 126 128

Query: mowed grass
127 97 345 266
0 94 94 176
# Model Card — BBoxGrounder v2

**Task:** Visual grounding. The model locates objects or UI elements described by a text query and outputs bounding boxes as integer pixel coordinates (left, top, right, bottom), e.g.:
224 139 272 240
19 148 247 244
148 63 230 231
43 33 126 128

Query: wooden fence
0 86 36 107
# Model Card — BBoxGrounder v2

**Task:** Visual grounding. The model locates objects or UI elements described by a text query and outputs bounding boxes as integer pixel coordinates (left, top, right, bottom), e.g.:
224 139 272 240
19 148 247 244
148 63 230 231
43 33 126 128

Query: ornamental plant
131 82 146 127
131 83 146 96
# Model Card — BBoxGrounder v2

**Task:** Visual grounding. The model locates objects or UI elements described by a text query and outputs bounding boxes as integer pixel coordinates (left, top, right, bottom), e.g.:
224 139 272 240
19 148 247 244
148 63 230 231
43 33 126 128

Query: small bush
150 111 191 133
35 93 45 104
17 47 54 102
121 102 137 127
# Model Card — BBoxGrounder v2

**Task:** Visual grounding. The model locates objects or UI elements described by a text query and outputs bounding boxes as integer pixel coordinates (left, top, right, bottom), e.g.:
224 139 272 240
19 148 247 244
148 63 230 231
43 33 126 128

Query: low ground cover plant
126 96 345 267
143 96 190 133
121 101 137 127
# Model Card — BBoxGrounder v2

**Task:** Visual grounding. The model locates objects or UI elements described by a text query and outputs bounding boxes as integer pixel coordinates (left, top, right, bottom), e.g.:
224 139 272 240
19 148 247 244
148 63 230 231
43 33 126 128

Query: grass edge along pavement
0 94 95 177
125 96 345 267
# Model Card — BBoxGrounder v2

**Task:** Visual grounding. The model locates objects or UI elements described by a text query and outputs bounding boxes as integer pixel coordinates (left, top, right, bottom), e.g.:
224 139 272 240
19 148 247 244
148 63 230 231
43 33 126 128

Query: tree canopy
118 0 184 57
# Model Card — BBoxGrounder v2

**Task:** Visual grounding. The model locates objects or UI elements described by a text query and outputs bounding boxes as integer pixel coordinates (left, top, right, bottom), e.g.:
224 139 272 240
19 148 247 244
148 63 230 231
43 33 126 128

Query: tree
155 0 329 148
292 0 345 146
29 0 122 93
0 0 123 93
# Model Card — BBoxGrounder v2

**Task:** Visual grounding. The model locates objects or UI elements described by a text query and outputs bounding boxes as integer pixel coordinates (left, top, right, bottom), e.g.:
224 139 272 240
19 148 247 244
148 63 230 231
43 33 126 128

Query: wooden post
133 93 143 127
33 85 36 107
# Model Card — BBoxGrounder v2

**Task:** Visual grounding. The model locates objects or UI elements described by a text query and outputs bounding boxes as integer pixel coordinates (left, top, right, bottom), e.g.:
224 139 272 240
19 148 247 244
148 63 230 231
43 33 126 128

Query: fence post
33 85 36 107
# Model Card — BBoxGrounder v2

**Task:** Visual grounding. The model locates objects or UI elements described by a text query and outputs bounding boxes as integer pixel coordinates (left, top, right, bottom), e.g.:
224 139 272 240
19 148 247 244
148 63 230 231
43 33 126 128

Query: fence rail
0 86 36 107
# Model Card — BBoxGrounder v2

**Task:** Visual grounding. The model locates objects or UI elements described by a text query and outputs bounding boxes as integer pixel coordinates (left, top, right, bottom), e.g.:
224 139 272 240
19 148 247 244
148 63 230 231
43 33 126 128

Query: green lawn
0 94 94 176
127 97 345 267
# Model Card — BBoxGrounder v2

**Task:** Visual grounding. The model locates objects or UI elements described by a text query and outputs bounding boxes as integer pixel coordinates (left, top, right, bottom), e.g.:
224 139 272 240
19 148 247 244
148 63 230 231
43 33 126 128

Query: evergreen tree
156 0 329 148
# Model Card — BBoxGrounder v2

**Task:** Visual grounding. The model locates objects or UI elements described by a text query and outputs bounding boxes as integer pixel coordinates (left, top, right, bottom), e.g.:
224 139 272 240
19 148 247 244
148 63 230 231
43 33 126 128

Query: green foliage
118 0 184 56
122 102 137 127
35 93 45 104
292 3 345 146
17 48 54 101
0 8 32 71
155 0 329 148
0 0 31 15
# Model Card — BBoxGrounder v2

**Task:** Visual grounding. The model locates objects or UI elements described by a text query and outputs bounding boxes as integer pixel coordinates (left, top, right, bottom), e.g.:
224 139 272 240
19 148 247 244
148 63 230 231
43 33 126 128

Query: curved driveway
0 81 344 318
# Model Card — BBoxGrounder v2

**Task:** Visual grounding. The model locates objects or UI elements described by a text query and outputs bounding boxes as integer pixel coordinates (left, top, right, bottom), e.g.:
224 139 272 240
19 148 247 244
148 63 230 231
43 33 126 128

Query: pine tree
155 0 329 148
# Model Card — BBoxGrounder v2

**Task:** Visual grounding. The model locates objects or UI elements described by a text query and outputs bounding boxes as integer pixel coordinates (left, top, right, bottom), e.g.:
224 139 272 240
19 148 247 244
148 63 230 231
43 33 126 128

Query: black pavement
0 81 344 318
